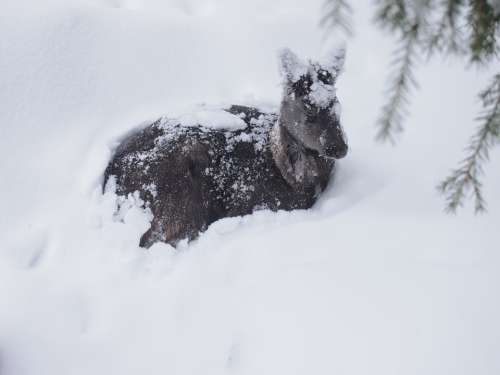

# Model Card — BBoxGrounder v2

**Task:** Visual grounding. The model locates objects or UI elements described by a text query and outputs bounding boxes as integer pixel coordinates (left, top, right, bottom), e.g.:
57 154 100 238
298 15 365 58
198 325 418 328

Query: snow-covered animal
104 48 348 247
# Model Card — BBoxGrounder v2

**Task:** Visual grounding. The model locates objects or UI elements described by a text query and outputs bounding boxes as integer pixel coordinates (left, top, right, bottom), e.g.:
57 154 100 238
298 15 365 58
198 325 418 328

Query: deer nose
326 144 347 159
335 143 348 159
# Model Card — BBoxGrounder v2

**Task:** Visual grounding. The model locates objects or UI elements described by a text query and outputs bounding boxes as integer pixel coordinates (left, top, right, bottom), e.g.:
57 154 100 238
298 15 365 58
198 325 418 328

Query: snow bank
0 0 499 374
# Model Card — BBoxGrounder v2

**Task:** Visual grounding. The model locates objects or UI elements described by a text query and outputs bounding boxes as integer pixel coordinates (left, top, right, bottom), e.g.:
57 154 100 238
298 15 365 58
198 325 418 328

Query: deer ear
318 46 346 78
279 48 307 83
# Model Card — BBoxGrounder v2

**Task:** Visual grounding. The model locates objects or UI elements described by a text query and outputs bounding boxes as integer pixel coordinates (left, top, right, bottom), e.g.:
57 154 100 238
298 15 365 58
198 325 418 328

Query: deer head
278 48 348 160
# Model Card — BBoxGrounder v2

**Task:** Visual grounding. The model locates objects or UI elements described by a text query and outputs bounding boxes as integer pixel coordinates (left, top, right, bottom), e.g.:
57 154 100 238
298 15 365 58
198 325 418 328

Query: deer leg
139 157 210 248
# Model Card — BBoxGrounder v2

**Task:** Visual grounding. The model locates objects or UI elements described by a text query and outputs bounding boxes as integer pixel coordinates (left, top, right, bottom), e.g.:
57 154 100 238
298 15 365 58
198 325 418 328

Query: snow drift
0 0 499 374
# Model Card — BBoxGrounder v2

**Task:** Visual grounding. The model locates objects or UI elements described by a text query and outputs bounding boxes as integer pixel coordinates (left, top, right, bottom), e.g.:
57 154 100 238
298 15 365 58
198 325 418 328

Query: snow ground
0 0 499 374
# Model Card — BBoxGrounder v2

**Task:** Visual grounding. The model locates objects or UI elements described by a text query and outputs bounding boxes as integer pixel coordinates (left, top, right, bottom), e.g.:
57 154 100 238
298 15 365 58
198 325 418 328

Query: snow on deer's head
278 48 348 159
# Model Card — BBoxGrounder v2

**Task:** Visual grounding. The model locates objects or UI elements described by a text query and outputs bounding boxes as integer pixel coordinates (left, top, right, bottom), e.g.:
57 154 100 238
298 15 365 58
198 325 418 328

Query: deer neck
270 118 321 190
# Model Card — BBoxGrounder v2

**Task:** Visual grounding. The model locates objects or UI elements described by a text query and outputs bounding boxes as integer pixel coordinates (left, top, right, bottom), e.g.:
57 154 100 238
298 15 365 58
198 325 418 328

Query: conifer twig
438 73 500 212
376 25 420 143
320 0 500 212
320 0 354 37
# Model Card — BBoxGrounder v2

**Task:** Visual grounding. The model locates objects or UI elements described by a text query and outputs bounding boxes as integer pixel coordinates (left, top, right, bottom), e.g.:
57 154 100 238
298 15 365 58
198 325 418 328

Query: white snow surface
174 107 247 130
1 0 499 374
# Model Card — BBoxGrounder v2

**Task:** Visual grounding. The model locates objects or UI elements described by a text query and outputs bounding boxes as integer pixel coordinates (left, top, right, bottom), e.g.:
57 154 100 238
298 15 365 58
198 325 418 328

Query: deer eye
292 75 313 96
317 69 333 85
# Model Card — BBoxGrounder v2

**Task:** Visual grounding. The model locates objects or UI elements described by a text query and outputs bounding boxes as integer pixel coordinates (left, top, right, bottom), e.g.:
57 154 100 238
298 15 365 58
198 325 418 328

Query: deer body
104 49 348 247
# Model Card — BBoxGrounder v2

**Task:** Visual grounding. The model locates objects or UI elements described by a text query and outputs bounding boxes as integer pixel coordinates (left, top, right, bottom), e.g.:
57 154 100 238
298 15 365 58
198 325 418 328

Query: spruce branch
467 0 500 63
320 0 354 37
375 0 410 32
438 73 500 213
426 0 467 55
320 0 500 212
376 25 420 142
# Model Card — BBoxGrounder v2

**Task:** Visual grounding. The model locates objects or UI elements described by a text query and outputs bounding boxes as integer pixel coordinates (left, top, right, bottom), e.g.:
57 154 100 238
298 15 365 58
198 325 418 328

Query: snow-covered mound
0 0 499 374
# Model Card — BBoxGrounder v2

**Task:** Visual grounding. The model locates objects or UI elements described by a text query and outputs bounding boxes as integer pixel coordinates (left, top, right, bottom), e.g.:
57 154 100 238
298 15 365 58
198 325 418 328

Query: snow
175 108 247 131
279 46 344 109
1 0 500 375
279 48 309 83
308 80 337 108
226 112 276 152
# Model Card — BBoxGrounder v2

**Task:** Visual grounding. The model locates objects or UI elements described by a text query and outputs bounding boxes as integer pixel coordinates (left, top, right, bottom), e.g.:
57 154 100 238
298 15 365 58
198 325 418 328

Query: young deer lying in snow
104 48 348 247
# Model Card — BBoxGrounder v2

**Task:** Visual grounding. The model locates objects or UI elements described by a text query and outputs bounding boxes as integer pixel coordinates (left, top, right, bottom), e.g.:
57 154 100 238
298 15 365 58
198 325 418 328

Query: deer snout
325 142 347 159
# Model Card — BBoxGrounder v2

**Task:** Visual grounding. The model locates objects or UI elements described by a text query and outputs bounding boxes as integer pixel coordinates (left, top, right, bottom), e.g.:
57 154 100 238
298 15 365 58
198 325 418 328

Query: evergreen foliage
438 73 500 212
322 0 500 212
320 0 354 37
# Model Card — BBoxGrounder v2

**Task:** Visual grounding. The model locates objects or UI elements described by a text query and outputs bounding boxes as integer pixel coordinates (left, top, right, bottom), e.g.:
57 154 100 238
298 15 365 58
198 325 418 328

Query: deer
103 48 348 248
